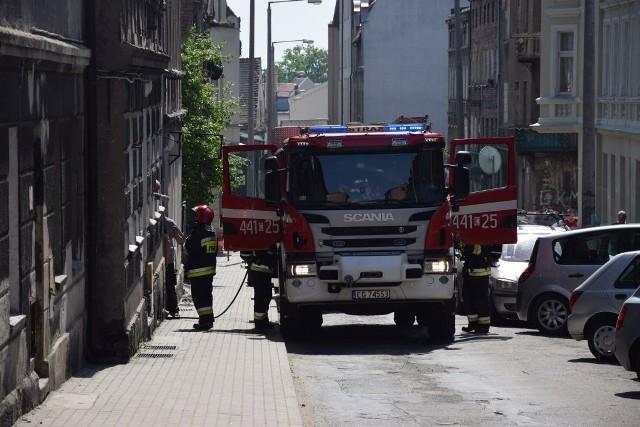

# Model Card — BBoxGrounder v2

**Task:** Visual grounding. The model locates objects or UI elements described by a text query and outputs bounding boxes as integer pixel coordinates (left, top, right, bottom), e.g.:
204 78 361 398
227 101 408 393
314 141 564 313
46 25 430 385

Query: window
558 32 574 94
229 150 272 199
616 256 640 289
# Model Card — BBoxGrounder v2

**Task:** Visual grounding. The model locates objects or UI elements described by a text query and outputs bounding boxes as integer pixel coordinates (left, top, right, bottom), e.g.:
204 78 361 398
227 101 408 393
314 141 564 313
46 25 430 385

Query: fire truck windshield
288 148 445 209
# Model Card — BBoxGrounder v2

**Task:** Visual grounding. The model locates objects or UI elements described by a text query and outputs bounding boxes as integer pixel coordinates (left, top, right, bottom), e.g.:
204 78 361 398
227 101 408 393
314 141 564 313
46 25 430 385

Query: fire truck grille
323 238 416 248
321 226 417 236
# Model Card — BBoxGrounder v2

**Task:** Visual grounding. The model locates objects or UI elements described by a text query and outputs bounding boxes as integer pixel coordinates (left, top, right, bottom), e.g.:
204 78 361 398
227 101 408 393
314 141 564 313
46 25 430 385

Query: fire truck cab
222 121 517 339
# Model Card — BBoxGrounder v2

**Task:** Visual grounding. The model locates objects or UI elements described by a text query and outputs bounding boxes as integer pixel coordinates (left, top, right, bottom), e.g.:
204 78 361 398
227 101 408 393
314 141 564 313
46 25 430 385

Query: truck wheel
300 308 323 330
587 317 617 363
394 310 415 326
278 298 299 340
427 312 456 341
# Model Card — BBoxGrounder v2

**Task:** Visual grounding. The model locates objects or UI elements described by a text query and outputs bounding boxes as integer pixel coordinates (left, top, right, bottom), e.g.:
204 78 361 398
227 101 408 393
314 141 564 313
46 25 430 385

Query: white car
490 218 566 321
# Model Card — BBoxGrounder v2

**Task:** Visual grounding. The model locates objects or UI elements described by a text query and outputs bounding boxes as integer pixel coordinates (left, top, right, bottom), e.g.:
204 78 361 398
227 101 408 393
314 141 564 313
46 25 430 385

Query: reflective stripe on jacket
184 223 217 278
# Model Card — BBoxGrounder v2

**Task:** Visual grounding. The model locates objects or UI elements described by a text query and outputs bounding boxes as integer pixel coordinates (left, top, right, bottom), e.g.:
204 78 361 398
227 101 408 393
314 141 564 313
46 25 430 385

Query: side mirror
263 156 280 205
453 150 471 200
264 155 279 172
454 150 472 166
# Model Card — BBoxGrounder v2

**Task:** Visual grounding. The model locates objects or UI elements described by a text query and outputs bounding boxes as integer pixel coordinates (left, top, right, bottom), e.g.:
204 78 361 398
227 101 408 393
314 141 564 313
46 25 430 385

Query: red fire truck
222 119 517 339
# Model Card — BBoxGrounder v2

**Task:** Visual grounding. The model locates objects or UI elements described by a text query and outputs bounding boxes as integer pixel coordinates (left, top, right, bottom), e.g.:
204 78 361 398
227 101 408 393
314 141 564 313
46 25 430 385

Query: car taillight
569 290 583 310
518 262 535 285
616 305 628 330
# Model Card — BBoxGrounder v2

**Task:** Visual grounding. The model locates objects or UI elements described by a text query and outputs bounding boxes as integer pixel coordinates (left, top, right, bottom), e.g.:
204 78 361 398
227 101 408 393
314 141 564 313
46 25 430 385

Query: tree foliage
181 27 239 209
275 44 328 83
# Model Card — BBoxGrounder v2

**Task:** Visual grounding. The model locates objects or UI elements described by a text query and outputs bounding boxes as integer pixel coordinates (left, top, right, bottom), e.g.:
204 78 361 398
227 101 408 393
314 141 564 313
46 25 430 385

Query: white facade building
534 0 640 224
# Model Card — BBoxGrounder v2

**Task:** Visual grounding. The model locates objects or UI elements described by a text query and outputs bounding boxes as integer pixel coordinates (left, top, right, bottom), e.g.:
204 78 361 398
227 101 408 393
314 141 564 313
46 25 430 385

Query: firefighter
459 242 498 334
240 246 277 330
184 205 218 331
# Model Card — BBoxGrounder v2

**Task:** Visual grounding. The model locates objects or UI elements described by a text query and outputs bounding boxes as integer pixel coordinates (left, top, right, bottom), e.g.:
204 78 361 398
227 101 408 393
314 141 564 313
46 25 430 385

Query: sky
225 0 336 63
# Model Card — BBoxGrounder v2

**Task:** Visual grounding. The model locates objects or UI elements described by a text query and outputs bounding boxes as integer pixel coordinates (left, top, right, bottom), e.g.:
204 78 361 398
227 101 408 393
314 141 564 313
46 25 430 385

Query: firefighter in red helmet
184 205 218 330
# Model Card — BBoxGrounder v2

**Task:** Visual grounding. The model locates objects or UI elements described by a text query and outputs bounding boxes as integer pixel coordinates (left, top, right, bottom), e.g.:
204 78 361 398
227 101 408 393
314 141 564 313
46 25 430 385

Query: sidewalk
15 253 303 427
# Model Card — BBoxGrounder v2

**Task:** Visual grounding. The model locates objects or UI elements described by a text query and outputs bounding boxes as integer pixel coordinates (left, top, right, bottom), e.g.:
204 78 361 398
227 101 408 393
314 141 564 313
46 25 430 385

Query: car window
502 236 538 262
555 232 611 265
616 256 640 289
608 230 640 259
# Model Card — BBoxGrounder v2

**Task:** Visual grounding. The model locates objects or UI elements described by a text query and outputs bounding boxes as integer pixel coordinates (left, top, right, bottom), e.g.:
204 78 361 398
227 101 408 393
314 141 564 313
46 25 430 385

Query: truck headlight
424 258 451 274
286 262 317 277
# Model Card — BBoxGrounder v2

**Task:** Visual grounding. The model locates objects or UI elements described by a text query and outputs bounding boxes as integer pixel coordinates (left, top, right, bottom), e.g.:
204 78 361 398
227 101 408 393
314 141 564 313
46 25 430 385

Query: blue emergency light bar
307 124 426 133
385 124 426 132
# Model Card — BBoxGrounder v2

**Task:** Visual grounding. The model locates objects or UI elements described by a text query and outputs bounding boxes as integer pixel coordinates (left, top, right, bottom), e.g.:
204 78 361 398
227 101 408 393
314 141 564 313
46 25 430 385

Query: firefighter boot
462 315 479 333
193 322 213 331
474 324 490 334
254 317 275 330
474 319 490 334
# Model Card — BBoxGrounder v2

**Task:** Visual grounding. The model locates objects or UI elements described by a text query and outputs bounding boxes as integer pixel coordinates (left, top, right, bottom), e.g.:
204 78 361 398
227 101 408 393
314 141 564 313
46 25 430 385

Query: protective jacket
461 244 492 277
241 248 276 275
185 223 218 279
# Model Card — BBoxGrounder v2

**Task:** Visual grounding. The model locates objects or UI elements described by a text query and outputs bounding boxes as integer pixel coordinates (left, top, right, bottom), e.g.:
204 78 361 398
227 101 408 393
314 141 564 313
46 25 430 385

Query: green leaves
181 27 239 209
275 44 328 83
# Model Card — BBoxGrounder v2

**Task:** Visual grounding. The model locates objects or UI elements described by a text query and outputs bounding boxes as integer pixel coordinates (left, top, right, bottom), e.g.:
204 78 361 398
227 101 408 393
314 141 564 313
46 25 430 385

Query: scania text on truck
222 119 517 339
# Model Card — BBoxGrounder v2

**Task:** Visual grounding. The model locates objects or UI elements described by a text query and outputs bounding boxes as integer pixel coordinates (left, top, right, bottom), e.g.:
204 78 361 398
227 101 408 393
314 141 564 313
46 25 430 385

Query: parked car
567 251 640 362
490 222 566 321
457 211 566 319
516 224 640 335
614 286 640 379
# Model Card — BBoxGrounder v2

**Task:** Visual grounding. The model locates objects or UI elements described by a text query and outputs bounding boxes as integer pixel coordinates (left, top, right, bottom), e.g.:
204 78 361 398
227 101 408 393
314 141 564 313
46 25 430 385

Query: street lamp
267 0 322 143
270 39 313 135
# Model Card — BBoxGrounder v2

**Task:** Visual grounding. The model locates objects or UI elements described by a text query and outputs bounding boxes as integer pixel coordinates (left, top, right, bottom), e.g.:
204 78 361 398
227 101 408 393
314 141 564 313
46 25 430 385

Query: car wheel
587 318 617 363
532 294 569 335
635 352 640 380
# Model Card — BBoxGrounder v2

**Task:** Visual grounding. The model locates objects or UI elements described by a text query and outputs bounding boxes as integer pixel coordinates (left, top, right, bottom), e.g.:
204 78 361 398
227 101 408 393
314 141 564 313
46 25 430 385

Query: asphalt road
286 314 640 426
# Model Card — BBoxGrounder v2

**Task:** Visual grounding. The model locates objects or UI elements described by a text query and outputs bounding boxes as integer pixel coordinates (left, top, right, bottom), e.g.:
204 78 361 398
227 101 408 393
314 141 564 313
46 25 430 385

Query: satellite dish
478 145 502 174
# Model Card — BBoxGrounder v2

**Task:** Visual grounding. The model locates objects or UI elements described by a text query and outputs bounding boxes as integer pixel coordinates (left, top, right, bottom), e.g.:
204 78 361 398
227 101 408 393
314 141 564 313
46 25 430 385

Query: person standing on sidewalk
161 207 185 318
459 242 496 334
241 246 277 330
185 205 218 331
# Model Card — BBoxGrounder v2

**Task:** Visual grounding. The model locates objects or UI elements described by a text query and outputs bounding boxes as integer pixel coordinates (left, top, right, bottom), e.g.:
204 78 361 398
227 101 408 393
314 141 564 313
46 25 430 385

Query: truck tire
278 298 302 340
427 312 456 341
300 308 323 331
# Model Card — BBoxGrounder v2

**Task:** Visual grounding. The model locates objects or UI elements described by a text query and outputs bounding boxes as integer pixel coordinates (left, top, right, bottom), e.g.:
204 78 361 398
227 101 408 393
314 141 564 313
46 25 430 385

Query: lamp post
267 0 321 143
269 39 313 139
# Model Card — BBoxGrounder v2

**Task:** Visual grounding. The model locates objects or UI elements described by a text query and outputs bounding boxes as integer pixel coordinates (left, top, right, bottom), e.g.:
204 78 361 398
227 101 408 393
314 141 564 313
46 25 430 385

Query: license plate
352 289 390 300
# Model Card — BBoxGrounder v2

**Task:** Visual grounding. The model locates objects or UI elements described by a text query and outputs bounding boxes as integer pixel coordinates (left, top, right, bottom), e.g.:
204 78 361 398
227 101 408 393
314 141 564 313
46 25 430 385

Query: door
609 255 640 310
449 137 517 245
221 144 280 251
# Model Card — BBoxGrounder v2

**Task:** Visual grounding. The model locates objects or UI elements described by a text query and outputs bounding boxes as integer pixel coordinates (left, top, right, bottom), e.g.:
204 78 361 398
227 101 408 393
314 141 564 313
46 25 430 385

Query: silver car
614 286 640 379
567 251 640 362
516 224 640 335
490 224 565 320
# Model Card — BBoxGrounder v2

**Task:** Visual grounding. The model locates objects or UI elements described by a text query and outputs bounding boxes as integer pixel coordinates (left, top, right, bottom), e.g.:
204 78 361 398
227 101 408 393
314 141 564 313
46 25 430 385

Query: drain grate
137 353 174 358
143 345 177 350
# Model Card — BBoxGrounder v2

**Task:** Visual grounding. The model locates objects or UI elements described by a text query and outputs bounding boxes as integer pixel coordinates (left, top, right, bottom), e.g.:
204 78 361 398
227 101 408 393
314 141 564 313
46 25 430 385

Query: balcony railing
511 33 540 63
